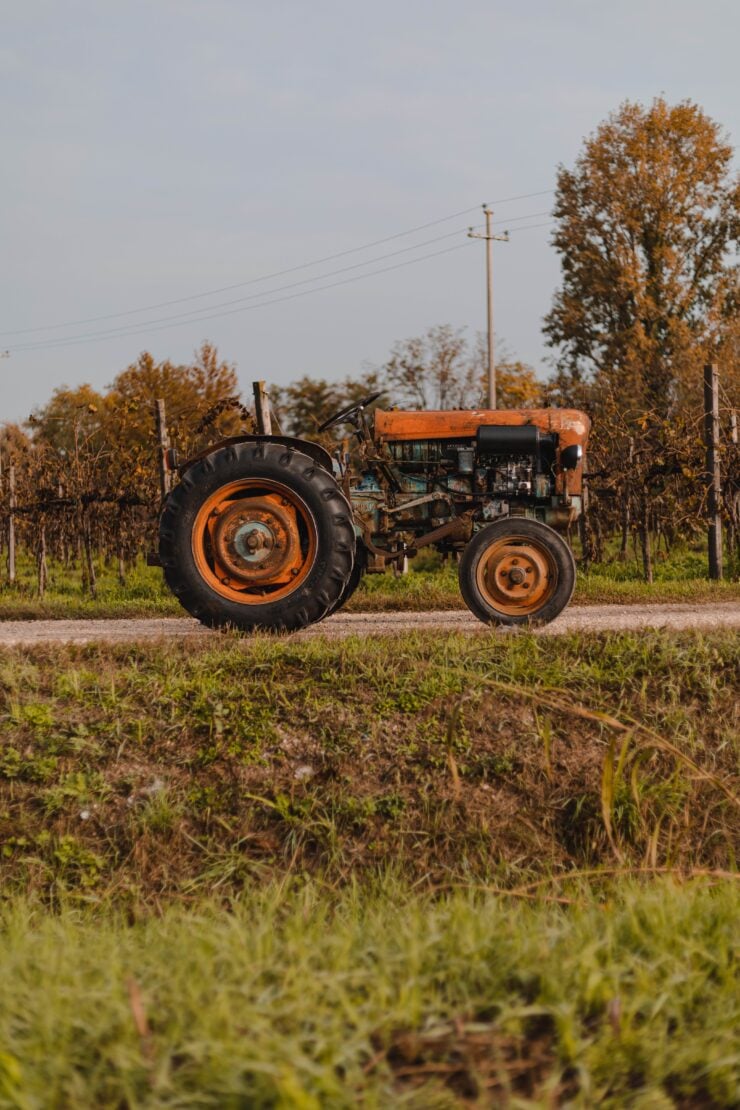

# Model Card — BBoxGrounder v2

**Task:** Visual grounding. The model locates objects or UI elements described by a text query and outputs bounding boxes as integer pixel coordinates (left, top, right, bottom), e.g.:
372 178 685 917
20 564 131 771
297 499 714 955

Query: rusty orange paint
191 479 316 605
374 408 590 496
374 407 590 445
475 532 555 615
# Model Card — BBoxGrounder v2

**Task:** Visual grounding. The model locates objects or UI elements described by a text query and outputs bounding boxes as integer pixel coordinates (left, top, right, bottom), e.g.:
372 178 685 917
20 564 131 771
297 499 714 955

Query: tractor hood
373 408 590 451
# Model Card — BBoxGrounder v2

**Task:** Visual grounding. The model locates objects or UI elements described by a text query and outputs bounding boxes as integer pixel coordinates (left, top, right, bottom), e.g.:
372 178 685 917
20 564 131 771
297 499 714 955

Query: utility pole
468 205 509 409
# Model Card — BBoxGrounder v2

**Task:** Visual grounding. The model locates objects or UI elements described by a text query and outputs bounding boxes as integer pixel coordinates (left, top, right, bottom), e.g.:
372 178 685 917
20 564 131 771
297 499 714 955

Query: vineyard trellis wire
0 393 252 598
0 380 738 598
577 384 739 580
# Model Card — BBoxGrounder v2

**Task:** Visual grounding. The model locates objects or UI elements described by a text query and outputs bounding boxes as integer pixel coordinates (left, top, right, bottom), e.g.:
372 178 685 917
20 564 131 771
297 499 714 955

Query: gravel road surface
0 602 738 646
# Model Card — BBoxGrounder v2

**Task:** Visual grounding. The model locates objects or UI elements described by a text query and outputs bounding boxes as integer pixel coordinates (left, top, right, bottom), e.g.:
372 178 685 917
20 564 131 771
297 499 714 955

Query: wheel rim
191 479 317 604
475 533 558 616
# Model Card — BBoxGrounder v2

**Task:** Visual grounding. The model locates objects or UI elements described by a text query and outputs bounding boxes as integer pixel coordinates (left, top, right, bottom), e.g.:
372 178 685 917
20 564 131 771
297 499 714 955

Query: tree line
1 96 738 593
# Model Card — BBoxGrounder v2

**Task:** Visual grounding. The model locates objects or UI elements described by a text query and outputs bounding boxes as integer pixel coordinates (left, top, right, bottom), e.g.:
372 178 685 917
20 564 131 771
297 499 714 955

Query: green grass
1 630 737 901
355 561 740 610
0 543 738 619
0 878 737 1106
0 558 181 620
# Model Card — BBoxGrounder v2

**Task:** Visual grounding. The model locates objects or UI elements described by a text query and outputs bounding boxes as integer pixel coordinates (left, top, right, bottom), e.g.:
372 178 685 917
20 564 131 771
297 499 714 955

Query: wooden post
728 412 739 563
618 436 634 561
578 470 589 567
703 363 723 580
154 398 172 500
253 381 272 435
37 523 47 597
638 493 653 584
7 461 16 584
82 507 97 599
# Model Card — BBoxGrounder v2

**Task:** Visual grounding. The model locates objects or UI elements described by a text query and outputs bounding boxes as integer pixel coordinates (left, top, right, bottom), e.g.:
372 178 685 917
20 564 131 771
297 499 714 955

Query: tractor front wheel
159 442 356 632
458 518 575 626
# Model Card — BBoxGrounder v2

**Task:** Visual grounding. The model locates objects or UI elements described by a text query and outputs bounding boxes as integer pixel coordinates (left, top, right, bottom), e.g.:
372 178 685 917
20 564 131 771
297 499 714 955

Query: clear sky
2 0 738 422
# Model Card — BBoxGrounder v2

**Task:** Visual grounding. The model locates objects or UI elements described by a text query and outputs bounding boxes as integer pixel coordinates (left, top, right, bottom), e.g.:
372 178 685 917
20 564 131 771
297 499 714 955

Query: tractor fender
176 434 335 477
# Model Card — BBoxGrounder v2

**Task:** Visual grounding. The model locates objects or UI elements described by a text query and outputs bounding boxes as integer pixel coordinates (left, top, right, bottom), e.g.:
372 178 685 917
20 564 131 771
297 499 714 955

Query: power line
9 226 476 351
0 190 553 338
9 209 552 353
507 220 554 233
491 210 551 226
10 210 551 353
9 240 476 354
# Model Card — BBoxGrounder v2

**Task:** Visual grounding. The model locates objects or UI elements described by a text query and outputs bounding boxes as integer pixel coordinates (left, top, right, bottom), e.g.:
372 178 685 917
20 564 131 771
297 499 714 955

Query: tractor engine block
350 424 575 544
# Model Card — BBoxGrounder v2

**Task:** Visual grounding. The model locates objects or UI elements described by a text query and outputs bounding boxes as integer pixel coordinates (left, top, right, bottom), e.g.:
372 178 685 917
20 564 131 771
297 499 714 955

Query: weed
50 835 103 887
135 788 183 836
42 771 111 816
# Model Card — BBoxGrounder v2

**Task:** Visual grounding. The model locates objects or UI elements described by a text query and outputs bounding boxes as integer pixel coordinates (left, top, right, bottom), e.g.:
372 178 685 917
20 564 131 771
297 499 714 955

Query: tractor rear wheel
159 442 356 632
325 542 367 615
458 518 575 626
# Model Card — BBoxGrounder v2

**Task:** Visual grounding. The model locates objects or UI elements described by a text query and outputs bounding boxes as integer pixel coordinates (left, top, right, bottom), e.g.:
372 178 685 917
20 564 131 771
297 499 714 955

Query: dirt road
0 602 738 647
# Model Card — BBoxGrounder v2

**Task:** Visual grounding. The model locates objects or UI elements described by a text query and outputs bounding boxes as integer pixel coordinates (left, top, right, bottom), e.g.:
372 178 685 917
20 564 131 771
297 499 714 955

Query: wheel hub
480 540 553 613
211 496 302 585
234 521 274 561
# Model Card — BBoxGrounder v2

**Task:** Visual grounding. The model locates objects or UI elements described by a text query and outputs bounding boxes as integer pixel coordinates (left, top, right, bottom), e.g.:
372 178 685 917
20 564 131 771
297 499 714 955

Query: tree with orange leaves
545 98 740 416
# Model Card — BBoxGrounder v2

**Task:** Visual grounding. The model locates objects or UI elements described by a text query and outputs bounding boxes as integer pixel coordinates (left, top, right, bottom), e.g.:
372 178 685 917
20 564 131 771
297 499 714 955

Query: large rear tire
458 518 575 626
159 441 356 632
324 542 367 616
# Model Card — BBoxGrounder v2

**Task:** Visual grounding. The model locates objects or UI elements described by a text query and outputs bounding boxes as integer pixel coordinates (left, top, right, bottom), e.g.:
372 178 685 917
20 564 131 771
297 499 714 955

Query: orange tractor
158 394 589 631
